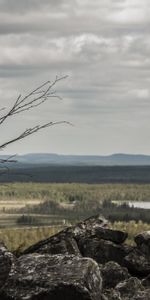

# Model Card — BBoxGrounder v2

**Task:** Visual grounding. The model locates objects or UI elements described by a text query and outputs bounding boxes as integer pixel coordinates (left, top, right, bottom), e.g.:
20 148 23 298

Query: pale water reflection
128 201 150 209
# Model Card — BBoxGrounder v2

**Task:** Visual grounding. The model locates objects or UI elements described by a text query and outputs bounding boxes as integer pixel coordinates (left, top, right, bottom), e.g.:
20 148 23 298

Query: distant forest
1 165 150 183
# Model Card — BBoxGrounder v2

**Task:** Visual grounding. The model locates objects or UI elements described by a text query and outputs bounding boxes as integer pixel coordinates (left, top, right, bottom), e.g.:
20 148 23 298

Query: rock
0 241 14 289
102 289 122 300
132 290 150 300
78 238 128 265
115 277 144 299
94 227 127 244
135 231 150 256
100 261 129 288
23 214 107 255
0 254 102 300
23 234 81 256
68 214 108 240
1 215 150 299
124 249 150 276
142 274 150 288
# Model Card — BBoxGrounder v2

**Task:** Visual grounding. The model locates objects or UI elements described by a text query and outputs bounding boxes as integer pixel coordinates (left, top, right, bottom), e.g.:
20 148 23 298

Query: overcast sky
0 0 150 155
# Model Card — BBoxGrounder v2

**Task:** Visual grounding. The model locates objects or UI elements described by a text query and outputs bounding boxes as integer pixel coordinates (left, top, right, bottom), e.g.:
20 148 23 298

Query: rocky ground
0 214 149 299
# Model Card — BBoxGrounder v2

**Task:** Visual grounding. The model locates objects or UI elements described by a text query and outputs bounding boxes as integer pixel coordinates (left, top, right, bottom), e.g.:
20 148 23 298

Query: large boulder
93 227 127 244
100 261 129 289
67 215 127 244
0 242 14 289
23 234 80 256
132 290 150 300
142 274 150 288
102 289 122 300
124 249 150 276
115 277 150 300
78 238 129 265
134 231 150 256
23 214 108 255
0 254 102 300
115 277 144 299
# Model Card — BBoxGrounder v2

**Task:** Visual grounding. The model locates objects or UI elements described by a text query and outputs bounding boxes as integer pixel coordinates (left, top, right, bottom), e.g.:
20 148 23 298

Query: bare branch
0 154 17 164
0 121 71 150
0 75 70 175
0 75 68 125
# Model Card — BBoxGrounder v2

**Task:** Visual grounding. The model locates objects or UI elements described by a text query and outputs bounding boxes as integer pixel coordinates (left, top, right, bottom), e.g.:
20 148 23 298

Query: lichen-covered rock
100 261 129 288
93 227 127 244
23 215 129 270
23 233 80 256
102 289 122 300
78 238 128 265
135 231 150 256
23 214 107 255
124 249 150 276
142 274 150 288
132 289 150 300
65 214 109 242
0 254 102 300
0 241 14 289
115 277 144 299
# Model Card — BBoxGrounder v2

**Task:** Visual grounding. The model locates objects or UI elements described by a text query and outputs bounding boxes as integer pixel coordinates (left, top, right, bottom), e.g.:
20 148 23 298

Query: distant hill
1 153 150 166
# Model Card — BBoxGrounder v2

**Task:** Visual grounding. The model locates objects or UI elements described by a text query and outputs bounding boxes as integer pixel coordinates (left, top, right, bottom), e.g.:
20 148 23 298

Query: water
128 201 150 209
112 200 150 209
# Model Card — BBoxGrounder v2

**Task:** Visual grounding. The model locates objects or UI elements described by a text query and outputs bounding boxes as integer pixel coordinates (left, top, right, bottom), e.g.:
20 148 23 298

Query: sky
0 0 150 155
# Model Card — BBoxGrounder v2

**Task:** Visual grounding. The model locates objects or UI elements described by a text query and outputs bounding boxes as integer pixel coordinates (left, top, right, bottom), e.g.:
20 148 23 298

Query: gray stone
100 261 129 288
124 249 150 276
132 290 150 300
23 234 81 256
67 214 109 241
78 238 128 265
142 274 150 288
135 231 150 256
115 277 144 299
0 241 14 288
23 214 107 255
102 289 122 300
0 254 102 300
94 227 128 244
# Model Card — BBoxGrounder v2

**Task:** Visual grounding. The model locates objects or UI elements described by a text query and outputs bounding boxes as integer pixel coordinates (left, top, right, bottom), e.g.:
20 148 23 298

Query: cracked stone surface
0 254 102 300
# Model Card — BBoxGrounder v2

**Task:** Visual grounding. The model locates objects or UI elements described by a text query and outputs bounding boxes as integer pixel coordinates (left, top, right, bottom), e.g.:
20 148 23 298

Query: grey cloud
0 0 66 13
0 0 150 154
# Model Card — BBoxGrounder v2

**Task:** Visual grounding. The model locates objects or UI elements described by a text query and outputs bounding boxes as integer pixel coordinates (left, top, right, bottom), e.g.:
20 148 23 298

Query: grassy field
1 182 150 202
0 182 150 226
0 182 149 224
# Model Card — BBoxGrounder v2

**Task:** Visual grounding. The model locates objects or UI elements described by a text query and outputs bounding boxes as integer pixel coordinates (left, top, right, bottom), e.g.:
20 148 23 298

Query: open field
0 182 150 226
1 182 150 202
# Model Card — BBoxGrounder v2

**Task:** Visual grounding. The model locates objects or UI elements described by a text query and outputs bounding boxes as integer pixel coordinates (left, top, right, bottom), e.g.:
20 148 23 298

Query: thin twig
0 75 68 125
0 121 71 150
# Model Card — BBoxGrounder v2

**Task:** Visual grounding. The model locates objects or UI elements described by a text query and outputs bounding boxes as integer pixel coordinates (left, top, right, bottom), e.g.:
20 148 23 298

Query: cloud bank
0 0 150 155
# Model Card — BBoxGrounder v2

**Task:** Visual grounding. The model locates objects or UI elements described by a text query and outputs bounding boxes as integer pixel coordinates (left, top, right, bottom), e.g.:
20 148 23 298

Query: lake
113 200 150 209
128 201 150 209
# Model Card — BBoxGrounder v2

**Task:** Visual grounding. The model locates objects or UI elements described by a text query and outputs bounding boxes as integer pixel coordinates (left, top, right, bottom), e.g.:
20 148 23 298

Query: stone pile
0 215 149 299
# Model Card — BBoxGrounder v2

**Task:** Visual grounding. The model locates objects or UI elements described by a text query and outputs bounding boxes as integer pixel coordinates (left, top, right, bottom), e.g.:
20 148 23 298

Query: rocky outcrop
23 214 108 255
142 274 150 288
100 261 129 289
78 238 129 265
0 254 102 300
124 249 150 276
0 215 149 300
